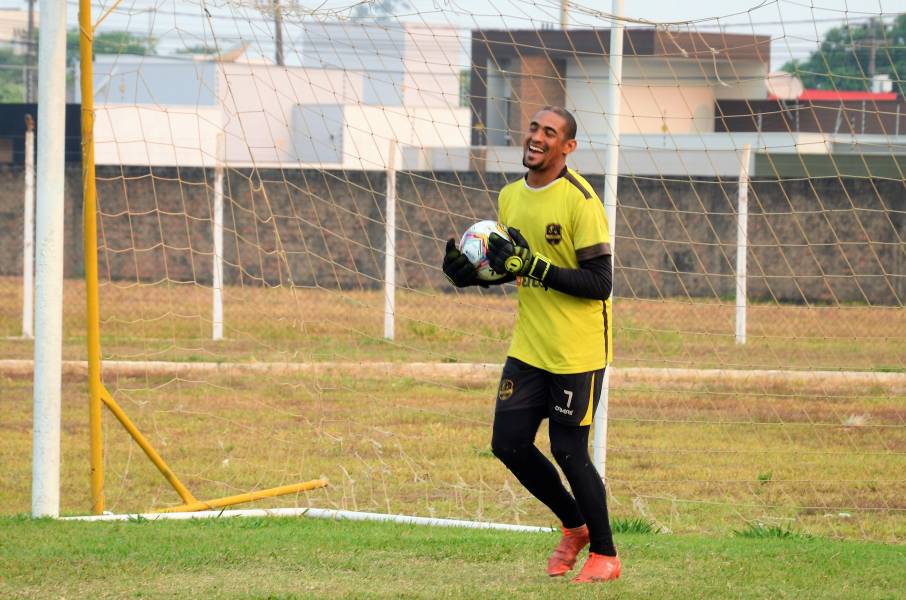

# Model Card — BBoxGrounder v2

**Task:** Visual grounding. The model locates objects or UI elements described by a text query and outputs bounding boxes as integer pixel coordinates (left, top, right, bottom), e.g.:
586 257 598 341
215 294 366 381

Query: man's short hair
540 106 577 141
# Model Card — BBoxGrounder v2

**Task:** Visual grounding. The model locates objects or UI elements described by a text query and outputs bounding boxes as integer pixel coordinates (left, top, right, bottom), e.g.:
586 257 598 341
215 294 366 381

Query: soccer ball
458 220 512 282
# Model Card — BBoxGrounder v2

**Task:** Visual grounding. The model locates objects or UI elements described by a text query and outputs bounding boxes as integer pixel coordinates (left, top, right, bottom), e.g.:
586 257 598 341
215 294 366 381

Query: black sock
549 420 617 556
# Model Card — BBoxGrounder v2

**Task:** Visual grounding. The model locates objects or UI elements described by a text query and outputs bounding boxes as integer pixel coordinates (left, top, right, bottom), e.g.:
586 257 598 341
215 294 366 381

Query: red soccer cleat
546 524 590 576
572 552 622 583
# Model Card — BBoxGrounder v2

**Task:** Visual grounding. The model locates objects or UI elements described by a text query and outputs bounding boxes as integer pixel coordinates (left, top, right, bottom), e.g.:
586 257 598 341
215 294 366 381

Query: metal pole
32 0 67 518
736 144 751 345
383 140 397 340
868 17 879 78
213 133 224 341
22 115 35 339
593 0 623 478
79 0 105 515
274 0 284 66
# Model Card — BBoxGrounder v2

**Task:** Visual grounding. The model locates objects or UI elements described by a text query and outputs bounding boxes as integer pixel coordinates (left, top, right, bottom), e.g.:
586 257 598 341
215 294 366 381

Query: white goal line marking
1 359 904 385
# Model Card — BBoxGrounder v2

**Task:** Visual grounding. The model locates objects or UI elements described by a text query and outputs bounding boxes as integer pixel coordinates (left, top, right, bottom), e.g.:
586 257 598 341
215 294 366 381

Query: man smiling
442 106 620 583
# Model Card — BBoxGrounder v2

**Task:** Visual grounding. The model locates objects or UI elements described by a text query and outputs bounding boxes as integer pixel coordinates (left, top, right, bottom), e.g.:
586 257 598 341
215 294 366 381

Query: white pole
32 0 67 518
22 115 35 339
62 506 555 532
384 141 397 340
213 133 224 341
735 144 751 345
594 0 624 478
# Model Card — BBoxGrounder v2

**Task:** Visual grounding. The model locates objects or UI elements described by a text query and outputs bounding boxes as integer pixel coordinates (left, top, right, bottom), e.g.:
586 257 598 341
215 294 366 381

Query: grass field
1 277 904 371
2 516 904 599
1 276 903 549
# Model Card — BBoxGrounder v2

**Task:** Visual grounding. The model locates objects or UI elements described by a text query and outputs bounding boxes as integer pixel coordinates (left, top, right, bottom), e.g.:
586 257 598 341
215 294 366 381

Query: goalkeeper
442 106 619 584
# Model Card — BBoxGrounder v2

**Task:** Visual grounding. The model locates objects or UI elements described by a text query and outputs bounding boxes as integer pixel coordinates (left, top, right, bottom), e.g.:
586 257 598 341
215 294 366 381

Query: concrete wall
0 165 84 279
0 165 902 304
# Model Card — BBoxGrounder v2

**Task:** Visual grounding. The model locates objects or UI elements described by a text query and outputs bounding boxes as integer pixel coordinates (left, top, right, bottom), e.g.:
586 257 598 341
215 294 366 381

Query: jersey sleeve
572 191 611 261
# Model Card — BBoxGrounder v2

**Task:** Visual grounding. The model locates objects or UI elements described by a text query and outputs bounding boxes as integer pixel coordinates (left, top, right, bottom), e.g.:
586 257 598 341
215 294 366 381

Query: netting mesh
10 0 905 539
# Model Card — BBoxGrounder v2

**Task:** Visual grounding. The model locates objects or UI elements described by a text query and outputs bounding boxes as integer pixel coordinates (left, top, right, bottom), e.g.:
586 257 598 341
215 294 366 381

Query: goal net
44 0 904 540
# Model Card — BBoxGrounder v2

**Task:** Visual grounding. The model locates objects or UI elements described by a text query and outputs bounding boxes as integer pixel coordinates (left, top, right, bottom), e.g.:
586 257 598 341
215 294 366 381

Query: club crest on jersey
545 223 562 245
498 378 514 401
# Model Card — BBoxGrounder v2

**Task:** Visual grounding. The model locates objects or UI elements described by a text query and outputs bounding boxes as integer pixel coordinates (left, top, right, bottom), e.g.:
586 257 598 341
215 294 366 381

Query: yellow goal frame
78 0 326 515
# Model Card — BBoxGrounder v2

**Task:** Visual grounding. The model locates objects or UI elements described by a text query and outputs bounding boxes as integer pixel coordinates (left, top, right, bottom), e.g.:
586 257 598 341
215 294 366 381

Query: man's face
522 110 576 171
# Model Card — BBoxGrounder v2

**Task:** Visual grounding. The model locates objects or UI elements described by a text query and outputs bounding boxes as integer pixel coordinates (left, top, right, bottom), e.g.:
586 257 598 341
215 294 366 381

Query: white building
470 28 772 146
458 27 906 177
80 22 470 170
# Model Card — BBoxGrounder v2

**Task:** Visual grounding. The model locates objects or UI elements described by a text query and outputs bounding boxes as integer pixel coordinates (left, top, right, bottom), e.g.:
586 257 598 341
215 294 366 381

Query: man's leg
491 405 584 529
548 421 616 556
549 421 620 583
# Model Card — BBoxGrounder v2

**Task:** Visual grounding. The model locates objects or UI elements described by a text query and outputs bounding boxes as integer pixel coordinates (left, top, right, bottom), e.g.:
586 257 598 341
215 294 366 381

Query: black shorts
495 357 605 427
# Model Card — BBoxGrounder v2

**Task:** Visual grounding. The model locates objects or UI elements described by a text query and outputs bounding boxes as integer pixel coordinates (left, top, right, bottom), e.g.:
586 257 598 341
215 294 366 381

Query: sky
2 0 905 69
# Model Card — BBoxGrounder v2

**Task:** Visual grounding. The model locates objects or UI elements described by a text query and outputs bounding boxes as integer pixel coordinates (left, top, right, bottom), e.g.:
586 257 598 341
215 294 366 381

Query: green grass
1 516 903 599
611 517 657 534
1 277 903 545
734 522 807 540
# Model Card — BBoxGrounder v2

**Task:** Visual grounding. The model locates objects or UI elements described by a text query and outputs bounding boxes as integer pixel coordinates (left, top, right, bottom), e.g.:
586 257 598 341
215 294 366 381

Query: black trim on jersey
563 170 593 199
603 301 609 361
576 243 612 262
522 166 568 185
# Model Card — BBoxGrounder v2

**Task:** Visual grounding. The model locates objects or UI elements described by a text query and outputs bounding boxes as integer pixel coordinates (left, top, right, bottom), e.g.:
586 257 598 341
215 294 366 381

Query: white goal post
593 0 624 478
31 0 67 518
21 115 35 340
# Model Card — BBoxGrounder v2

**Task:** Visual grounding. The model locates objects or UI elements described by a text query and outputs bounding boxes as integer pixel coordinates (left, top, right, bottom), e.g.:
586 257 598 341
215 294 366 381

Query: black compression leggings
491 406 617 556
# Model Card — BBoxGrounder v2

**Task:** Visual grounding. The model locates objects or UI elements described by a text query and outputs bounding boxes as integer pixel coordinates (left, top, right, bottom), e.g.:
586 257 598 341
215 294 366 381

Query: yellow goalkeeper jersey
498 167 613 374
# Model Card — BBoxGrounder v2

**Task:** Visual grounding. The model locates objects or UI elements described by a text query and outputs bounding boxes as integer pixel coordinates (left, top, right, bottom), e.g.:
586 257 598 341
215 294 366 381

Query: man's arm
543 254 612 300
487 228 611 300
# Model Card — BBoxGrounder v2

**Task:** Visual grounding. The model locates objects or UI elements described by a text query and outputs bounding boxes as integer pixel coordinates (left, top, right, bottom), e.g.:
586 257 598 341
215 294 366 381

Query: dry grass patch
1 277 903 372
2 369 903 541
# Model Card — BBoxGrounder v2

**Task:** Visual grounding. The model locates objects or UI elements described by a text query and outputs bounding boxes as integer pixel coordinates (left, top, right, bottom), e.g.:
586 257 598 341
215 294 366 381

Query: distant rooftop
471 28 771 63
766 72 898 102
795 90 898 102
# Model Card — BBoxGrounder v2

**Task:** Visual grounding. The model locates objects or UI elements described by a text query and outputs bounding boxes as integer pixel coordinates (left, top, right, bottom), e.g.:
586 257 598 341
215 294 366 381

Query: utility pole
26 0 36 102
868 16 879 77
274 0 284 66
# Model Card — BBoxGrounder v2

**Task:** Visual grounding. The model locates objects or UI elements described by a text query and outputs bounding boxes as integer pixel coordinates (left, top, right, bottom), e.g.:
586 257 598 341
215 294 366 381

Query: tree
176 44 220 55
0 47 27 102
782 14 906 92
351 0 411 21
65 30 157 68
0 29 155 101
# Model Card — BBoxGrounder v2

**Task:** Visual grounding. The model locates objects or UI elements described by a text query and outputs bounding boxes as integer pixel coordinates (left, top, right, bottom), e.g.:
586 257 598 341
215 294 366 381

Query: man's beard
522 151 542 170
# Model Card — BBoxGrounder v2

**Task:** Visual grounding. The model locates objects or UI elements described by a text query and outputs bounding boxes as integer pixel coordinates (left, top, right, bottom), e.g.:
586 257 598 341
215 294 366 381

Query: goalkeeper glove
443 238 482 288
487 227 552 286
